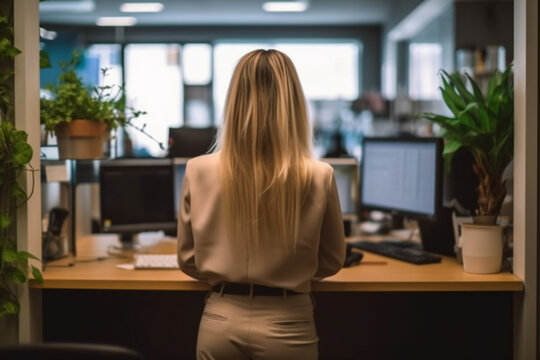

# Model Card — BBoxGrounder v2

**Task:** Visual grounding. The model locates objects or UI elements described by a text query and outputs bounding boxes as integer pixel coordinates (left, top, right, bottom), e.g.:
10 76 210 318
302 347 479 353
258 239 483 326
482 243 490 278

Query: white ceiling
39 0 393 26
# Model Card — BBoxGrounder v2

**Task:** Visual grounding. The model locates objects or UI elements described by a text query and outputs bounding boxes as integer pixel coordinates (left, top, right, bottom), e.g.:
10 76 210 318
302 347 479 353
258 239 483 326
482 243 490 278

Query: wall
383 0 425 34
394 5 455 94
39 31 81 88
405 5 455 120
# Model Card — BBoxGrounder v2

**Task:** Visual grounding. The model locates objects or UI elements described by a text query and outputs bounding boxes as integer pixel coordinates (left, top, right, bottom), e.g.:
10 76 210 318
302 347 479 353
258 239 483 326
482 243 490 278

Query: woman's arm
177 165 207 280
314 172 346 279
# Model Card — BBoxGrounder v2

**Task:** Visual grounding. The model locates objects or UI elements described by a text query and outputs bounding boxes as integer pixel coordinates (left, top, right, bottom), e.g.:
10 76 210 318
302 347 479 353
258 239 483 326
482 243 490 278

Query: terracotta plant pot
54 120 108 159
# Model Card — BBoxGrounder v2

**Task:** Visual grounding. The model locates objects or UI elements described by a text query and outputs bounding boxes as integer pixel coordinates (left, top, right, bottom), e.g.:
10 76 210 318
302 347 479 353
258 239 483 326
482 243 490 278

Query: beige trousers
197 291 319 360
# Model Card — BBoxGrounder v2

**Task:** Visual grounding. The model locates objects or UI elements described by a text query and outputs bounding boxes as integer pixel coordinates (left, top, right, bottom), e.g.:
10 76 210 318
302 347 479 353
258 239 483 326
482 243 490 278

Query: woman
177 49 345 360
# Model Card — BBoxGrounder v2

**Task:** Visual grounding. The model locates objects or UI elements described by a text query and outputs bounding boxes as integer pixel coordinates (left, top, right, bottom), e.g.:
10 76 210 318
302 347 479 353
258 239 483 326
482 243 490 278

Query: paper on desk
116 263 135 270
45 163 69 182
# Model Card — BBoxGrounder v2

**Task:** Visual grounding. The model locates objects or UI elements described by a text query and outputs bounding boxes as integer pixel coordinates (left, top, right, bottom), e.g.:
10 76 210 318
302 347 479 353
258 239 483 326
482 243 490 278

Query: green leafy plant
40 52 163 148
418 66 514 218
0 8 42 317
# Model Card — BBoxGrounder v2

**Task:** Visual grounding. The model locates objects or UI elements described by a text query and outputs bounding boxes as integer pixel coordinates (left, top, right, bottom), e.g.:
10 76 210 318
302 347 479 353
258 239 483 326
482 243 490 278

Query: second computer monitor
359 136 457 255
360 136 443 221
167 126 217 158
99 158 177 248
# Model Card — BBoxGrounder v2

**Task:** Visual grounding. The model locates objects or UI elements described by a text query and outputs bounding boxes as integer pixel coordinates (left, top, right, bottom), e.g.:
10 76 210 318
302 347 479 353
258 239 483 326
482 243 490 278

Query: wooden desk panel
31 234 523 292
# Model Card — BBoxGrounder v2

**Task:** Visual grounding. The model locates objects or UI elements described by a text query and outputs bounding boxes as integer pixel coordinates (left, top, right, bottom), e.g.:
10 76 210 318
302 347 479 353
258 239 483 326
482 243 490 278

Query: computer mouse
344 243 364 267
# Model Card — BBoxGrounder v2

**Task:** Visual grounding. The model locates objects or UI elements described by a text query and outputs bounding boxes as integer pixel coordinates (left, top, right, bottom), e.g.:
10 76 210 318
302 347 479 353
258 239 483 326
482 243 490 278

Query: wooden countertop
30 233 523 292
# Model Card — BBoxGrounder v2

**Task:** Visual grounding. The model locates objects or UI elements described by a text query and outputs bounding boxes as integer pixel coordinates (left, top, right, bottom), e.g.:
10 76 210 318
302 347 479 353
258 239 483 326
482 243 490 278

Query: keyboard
349 240 442 265
134 254 179 269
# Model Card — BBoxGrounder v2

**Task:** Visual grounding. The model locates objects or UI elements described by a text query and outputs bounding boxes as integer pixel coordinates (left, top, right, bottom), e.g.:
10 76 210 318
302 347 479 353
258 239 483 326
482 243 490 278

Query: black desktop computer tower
420 148 478 257
418 206 456 257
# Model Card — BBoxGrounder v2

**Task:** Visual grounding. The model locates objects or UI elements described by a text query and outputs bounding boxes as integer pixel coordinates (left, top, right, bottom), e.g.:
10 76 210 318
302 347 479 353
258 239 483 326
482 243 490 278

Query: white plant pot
459 223 504 274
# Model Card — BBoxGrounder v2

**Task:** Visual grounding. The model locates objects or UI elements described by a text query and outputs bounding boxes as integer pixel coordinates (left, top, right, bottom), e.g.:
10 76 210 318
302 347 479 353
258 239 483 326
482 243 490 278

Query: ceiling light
39 0 95 13
262 0 309 12
120 2 164 13
96 17 137 26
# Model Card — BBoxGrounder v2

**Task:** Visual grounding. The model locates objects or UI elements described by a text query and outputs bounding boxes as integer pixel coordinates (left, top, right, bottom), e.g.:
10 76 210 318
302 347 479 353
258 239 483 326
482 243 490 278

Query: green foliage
0 9 42 318
418 66 514 216
40 52 144 132
39 49 51 69
40 53 162 149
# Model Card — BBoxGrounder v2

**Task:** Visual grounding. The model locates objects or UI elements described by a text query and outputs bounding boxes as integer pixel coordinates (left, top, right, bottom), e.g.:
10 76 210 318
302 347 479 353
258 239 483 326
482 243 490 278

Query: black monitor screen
168 127 217 158
359 137 443 220
99 159 176 238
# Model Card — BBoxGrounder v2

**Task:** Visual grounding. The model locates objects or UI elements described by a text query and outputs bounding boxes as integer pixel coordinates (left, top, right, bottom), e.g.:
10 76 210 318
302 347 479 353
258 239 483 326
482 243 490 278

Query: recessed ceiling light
262 1 309 12
120 2 164 13
96 17 137 26
39 0 95 13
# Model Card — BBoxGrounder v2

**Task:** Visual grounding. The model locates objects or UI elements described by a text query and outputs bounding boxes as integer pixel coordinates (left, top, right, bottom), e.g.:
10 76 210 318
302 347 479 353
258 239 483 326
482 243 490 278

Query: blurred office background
38 0 513 238
39 0 513 160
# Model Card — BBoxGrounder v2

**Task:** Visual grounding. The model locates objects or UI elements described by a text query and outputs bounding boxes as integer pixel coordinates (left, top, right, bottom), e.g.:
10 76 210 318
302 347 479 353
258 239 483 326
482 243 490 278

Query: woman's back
177 49 345 360
178 152 345 293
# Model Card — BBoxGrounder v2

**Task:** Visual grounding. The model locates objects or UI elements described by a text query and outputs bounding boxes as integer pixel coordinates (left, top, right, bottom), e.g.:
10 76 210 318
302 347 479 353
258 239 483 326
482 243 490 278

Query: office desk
33 234 522 292
31 234 522 360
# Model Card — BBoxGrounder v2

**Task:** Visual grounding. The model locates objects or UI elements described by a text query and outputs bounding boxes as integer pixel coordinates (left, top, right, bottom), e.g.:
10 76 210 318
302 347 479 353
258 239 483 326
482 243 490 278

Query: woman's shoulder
185 153 220 176
309 158 334 176
186 153 219 167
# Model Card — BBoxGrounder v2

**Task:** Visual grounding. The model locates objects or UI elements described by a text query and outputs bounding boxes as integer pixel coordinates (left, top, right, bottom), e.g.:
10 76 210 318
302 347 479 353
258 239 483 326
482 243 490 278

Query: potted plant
0 10 42 320
40 52 161 159
418 65 513 273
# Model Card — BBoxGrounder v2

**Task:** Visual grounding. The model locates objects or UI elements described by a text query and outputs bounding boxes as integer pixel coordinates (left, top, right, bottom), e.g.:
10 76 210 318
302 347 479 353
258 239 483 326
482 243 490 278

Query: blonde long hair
217 49 313 252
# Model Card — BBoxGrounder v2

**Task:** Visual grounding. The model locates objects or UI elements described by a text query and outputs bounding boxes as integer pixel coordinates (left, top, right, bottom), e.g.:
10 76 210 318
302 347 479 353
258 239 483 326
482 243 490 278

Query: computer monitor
360 137 443 219
321 158 359 235
167 126 217 158
359 137 454 255
99 158 177 250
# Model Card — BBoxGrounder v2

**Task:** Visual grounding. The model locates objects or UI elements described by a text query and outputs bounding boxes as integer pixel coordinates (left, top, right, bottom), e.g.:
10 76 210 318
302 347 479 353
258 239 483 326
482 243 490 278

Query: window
77 41 361 156
408 43 442 100
83 44 122 90
182 43 212 85
124 44 183 157
213 41 361 124
182 44 213 127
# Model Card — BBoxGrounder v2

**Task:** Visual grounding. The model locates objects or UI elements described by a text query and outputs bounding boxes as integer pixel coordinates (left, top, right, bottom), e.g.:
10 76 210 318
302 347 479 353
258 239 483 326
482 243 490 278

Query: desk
33 234 522 292
31 234 523 360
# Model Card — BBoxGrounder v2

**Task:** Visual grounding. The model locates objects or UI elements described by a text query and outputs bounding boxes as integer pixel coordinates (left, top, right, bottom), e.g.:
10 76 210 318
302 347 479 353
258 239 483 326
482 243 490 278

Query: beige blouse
177 153 345 293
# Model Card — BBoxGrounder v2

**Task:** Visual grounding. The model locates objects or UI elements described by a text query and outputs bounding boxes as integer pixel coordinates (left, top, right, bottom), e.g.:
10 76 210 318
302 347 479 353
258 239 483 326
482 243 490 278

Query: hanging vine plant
0 4 42 317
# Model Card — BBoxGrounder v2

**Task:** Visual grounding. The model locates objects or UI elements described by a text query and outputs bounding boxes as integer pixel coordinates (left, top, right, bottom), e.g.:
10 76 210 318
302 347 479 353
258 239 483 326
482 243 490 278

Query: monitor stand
107 233 143 257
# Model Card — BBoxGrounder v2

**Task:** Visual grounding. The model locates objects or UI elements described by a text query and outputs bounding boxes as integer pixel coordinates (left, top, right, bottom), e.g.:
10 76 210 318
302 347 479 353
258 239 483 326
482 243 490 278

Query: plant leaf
12 141 33 165
11 184 27 200
486 70 501 100
465 73 485 103
441 139 463 172
6 266 27 284
1 248 18 263
443 139 463 156
0 298 20 315
0 212 11 229
31 265 43 283
17 250 41 261
40 50 51 69
449 72 475 103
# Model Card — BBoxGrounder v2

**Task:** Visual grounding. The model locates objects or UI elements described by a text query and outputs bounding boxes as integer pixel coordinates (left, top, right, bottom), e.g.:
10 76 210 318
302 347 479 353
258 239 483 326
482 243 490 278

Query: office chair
0 342 145 360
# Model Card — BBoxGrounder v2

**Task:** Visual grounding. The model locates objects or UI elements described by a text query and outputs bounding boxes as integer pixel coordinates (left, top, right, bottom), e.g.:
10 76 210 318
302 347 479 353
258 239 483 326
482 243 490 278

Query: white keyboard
134 254 179 269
